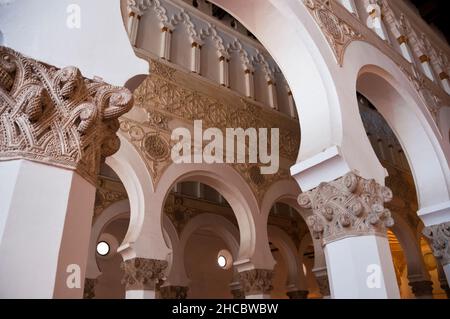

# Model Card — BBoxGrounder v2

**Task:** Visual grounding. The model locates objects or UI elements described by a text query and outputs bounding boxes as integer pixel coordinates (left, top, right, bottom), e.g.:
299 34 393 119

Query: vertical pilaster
244 69 255 99
160 26 173 61
219 56 230 87
191 41 202 74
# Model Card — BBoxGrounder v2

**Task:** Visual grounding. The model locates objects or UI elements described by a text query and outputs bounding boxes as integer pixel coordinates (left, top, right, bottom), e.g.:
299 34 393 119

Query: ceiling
409 0 450 43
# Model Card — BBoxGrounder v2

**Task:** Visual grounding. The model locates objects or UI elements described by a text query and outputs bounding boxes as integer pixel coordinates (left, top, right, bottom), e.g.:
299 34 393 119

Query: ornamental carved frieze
133 59 300 162
0 46 133 184
121 258 168 291
303 0 363 66
159 285 189 299
238 269 273 296
298 172 394 245
93 177 128 219
423 222 450 266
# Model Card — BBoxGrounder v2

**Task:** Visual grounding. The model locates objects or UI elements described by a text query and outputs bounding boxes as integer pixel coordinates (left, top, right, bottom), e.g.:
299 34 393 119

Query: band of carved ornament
298 172 395 246
238 269 273 296
121 258 168 291
423 222 450 266
0 46 133 184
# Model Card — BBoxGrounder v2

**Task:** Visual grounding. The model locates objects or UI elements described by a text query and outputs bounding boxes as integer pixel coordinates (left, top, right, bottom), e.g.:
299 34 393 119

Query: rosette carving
121 258 168 291
298 172 394 245
0 46 133 184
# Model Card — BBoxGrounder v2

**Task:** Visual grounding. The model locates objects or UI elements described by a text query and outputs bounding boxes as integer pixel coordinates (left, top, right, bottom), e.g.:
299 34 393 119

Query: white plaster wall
0 0 147 86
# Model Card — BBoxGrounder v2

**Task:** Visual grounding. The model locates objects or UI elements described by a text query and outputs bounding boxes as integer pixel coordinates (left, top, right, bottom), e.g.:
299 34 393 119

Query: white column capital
423 222 450 266
298 172 394 246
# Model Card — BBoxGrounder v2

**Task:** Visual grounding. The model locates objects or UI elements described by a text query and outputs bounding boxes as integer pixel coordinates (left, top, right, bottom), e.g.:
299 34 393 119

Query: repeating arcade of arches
87 0 450 297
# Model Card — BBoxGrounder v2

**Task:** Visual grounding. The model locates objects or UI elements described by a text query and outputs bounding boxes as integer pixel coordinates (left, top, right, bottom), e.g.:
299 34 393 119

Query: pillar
423 222 450 287
159 285 189 299
340 0 358 16
298 172 400 299
0 46 132 298
267 79 278 110
191 41 202 74
238 269 273 299
127 11 141 46
397 35 415 63
437 264 450 298
219 56 230 87
121 258 168 299
408 280 433 299
366 4 389 42
160 25 173 61
438 71 450 95
419 55 438 82
244 69 255 99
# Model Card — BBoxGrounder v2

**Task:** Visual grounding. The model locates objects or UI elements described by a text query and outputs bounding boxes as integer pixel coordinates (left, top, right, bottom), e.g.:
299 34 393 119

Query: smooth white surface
0 0 147 86
325 235 400 299
126 290 156 299
0 160 95 298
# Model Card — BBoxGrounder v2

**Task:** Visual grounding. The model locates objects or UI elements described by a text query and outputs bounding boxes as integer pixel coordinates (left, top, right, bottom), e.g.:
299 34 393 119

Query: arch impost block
298 171 394 246
0 46 133 185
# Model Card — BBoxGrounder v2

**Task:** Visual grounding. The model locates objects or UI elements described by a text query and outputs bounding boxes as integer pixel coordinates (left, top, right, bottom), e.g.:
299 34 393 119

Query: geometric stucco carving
0 46 133 184
121 59 298 202
238 269 274 296
298 172 394 246
423 222 450 266
303 0 363 66
121 258 168 291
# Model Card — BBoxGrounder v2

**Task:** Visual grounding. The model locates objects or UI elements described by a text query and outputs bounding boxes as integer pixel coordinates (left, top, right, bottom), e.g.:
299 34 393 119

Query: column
238 269 273 299
267 79 278 111
366 4 389 42
438 71 450 95
423 222 450 287
244 69 255 99
121 258 168 299
160 25 173 61
408 280 433 299
419 55 438 82
287 89 297 119
340 0 358 16
298 172 400 299
396 35 415 63
0 46 132 298
127 11 141 46
83 278 98 299
219 55 230 87
159 286 189 299
191 41 202 74
313 267 331 298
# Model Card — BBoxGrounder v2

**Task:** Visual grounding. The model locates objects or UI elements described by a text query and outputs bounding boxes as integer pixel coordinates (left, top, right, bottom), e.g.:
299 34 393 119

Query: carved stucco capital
159 285 189 299
0 46 133 184
121 258 168 291
298 172 394 245
423 222 450 266
238 269 273 296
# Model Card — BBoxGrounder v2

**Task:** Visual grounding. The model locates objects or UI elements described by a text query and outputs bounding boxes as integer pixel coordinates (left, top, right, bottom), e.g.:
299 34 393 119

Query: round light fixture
217 255 227 268
96 241 110 256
